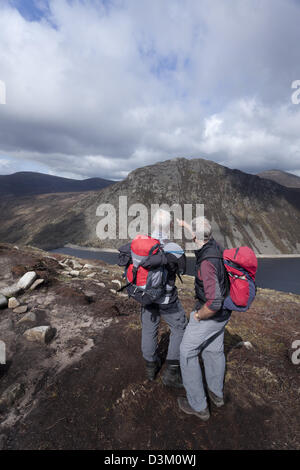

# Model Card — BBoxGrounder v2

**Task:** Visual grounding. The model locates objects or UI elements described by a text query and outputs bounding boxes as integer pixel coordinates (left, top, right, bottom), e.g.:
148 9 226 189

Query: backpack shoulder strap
118 242 163 293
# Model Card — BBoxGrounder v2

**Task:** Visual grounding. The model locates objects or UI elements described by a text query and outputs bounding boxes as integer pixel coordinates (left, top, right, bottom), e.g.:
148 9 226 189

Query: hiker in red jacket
177 217 232 421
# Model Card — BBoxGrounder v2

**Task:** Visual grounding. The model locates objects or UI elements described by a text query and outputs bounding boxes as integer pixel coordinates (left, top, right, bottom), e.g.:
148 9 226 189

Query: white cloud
0 0 300 179
0 158 11 172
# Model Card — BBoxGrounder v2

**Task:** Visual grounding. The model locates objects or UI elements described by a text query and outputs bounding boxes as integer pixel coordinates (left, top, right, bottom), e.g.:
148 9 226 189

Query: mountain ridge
0 171 115 197
257 169 300 188
0 157 299 254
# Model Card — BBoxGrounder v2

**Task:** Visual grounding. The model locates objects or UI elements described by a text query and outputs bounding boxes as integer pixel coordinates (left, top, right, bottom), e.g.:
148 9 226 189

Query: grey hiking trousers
141 300 188 363
180 312 229 412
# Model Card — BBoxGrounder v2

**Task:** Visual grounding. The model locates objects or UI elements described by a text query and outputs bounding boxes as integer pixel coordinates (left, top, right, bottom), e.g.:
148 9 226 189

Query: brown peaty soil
0 243 299 450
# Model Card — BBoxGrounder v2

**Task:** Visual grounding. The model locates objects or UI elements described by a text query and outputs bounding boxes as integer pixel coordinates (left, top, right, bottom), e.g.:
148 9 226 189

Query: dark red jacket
194 238 231 322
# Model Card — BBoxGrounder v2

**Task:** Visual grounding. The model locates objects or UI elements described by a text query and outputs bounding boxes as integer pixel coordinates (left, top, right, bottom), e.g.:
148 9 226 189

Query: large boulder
17 272 37 290
0 283 22 298
23 326 56 344
0 294 8 309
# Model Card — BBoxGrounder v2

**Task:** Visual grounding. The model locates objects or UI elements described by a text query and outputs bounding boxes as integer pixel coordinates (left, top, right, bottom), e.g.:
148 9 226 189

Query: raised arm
176 219 194 239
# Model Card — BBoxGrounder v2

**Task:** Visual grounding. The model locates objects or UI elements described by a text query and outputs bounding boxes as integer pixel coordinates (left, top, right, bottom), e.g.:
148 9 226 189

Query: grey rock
63 259 82 270
112 279 122 289
0 283 22 298
13 305 28 314
59 261 71 270
23 325 56 344
17 271 37 290
96 282 105 288
0 294 8 309
83 263 95 270
69 260 83 270
70 270 80 277
235 341 253 350
8 297 20 309
84 291 97 302
29 279 44 291
17 312 37 325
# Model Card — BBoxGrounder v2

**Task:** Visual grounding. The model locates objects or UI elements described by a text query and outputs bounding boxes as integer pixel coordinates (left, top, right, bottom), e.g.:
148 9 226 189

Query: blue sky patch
8 0 49 22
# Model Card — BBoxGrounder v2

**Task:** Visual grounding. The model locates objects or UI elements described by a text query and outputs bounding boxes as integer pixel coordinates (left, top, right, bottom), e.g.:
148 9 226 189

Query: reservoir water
50 247 300 296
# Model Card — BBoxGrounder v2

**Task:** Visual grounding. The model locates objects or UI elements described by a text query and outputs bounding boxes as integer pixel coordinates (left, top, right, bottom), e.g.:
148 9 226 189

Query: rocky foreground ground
0 242 299 450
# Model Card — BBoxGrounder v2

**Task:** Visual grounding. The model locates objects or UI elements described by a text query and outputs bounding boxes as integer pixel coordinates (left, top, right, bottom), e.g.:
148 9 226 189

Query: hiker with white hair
176 216 232 421
118 208 187 387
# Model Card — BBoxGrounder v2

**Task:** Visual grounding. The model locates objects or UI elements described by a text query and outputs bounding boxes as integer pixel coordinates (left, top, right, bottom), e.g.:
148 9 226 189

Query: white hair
152 209 171 234
191 216 212 241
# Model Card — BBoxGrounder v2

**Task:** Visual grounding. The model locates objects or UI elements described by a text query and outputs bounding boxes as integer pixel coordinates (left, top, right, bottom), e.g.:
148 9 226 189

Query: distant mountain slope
0 171 115 196
0 158 300 254
257 170 300 188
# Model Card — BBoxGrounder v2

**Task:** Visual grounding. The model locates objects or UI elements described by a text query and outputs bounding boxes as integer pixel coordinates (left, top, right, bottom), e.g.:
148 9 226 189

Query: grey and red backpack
215 246 258 312
118 234 169 305
222 246 258 311
199 245 258 312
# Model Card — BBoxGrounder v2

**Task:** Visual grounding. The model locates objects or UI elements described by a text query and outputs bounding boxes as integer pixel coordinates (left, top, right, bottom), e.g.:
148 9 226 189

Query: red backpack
118 234 168 305
222 247 258 311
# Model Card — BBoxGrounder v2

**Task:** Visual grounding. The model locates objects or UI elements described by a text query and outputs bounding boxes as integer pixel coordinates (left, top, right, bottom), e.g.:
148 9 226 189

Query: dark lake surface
50 247 300 295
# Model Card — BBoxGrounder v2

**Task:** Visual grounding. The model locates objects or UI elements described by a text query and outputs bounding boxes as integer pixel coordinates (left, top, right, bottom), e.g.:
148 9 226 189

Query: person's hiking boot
162 363 184 388
177 397 210 421
145 359 161 381
208 389 225 408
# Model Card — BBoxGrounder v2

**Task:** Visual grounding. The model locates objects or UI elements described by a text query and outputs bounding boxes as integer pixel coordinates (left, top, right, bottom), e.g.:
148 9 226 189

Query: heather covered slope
0 243 299 450
0 158 300 254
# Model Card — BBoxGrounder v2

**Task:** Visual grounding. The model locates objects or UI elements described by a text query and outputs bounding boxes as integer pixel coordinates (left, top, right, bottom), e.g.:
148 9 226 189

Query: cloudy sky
0 0 300 180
